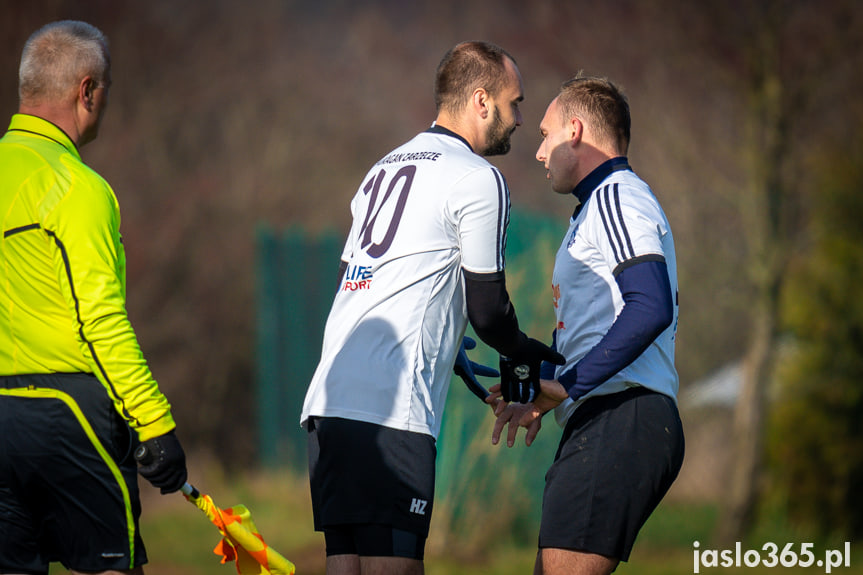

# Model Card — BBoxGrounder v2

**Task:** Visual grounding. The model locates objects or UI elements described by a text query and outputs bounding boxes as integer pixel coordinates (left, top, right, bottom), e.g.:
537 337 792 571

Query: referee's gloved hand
500 337 566 403
134 430 188 494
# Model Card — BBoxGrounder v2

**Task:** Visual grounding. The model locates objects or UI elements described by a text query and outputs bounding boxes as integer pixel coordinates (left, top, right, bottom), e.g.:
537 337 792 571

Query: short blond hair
19 20 110 106
558 74 630 155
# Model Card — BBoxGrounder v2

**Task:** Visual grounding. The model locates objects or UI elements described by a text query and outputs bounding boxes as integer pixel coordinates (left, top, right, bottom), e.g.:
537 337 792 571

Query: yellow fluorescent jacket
0 114 174 441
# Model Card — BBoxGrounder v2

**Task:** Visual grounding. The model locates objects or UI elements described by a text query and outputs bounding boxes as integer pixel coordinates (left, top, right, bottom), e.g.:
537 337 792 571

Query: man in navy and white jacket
490 75 685 575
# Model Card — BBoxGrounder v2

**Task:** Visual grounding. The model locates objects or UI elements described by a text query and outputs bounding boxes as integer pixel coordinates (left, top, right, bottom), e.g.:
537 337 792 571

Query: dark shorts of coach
0 373 145 575
539 386 685 562
307 416 436 558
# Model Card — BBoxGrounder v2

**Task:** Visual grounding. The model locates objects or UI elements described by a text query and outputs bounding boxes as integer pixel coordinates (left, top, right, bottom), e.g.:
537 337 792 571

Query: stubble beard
482 107 514 157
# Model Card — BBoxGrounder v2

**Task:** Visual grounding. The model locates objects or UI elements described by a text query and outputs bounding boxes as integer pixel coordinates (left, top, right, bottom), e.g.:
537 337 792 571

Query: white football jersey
301 127 509 438
551 165 679 427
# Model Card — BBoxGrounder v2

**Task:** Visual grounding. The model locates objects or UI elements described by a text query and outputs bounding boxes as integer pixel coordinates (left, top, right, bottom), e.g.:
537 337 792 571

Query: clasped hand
485 378 569 447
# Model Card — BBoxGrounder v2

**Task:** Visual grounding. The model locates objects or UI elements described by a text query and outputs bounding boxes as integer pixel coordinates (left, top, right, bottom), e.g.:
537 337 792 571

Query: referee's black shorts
0 373 145 574
539 386 684 562
307 416 436 559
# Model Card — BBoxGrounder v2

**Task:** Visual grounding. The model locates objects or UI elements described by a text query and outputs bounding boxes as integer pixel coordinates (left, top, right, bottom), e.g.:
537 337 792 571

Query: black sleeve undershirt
463 269 526 356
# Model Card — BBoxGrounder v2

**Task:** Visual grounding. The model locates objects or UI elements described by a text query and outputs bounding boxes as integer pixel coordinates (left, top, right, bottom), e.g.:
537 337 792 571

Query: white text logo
409 498 427 515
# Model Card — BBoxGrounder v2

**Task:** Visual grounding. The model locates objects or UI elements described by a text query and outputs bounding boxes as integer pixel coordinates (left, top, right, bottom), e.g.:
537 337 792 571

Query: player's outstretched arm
463 271 565 402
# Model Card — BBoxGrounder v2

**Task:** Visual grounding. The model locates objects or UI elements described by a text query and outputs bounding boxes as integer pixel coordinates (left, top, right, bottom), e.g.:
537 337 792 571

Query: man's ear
79 76 96 112
471 88 490 120
569 116 584 147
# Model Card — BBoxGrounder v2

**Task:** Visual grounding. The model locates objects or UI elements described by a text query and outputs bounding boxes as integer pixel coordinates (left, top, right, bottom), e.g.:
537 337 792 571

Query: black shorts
0 373 145 574
307 417 436 557
539 387 685 561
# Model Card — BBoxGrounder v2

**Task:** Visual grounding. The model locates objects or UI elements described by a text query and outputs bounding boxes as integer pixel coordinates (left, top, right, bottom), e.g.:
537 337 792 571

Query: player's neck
575 143 618 186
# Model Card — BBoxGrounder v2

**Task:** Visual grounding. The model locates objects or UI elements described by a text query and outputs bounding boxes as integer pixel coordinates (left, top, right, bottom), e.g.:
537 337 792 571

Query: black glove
134 430 188 494
500 337 566 403
453 336 499 402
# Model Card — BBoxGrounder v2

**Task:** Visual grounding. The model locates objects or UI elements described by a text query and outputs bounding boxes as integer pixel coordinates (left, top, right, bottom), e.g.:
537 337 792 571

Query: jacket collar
571 156 631 205
425 123 474 153
7 114 80 160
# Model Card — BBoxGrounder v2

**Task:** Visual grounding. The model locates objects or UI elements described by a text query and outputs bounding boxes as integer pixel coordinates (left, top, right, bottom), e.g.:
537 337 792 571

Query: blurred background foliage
4 0 863 571
769 144 863 539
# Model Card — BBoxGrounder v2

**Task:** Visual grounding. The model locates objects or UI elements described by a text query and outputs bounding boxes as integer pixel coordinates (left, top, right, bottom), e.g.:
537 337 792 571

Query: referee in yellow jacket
0 21 187 575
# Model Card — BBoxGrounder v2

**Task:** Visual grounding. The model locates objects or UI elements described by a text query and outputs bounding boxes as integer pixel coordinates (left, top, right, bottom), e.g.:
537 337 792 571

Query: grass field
47 468 860 574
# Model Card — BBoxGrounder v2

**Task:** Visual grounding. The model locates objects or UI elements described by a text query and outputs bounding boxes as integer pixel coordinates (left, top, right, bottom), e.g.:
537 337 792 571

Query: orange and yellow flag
183 484 296 575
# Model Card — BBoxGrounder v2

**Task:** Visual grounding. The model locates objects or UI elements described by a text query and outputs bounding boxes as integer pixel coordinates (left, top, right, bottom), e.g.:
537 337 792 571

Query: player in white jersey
301 42 563 575
490 76 685 575
302 128 508 437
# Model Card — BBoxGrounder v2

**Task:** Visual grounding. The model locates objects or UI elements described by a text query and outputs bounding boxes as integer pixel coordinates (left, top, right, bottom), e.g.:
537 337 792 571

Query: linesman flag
181 483 296 575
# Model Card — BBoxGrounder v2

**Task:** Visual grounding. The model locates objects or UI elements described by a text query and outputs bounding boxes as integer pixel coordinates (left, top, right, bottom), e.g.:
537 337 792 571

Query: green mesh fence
255 224 342 468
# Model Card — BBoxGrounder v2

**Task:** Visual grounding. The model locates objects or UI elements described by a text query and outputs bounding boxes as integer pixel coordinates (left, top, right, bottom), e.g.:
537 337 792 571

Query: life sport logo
343 264 373 291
